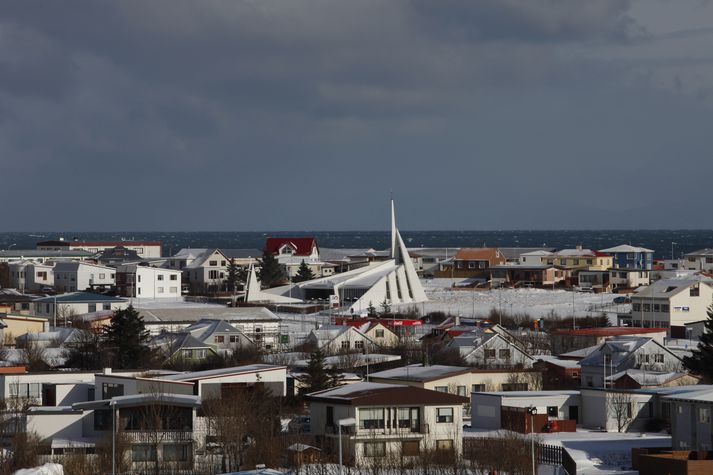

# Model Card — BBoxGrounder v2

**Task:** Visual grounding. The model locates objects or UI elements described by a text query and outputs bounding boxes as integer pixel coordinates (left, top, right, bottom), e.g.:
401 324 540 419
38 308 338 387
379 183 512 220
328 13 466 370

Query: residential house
183 319 254 353
266 237 320 261
447 330 536 368
683 248 713 272
579 387 660 432
0 249 93 264
665 386 713 450
535 357 582 390
305 326 375 354
138 306 281 351
116 264 182 299
331 319 400 348
622 278 713 336
490 264 567 288
609 268 651 291
0 289 34 314
0 314 49 342
7 260 54 292
166 248 230 293
519 250 554 266
578 337 684 389
543 247 613 271
599 245 655 270
150 332 219 362
368 364 543 394
550 327 667 356
36 239 162 258
15 327 79 349
307 382 468 465
471 390 581 430
33 292 128 320
94 246 141 266
605 369 700 389
53 261 116 292
449 248 506 278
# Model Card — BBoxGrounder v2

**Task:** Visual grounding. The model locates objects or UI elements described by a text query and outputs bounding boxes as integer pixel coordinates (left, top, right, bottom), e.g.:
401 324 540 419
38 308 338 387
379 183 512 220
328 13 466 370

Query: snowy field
414 278 626 319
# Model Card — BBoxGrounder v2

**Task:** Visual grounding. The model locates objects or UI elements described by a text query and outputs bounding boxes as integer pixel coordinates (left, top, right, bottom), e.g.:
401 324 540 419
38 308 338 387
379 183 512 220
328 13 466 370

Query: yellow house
0 314 49 344
543 247 612 271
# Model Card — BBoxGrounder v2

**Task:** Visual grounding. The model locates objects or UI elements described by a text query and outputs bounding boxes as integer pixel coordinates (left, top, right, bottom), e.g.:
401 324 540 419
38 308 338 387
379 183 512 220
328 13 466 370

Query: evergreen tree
101 305 154 369
683 303 713 382
292 260 316 283
367 301 377 317
257 250 285 288
379 299 391 315
298 348 342 395
226 260 240 292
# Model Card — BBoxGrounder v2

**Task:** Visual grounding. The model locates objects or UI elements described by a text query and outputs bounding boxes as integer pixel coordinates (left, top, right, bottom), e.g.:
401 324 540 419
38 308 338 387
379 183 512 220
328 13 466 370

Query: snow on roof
474 390 580 397
369 364 470 381
634 278 713 298
599 244 655 254
537 356 581 369
74 393 201 410
138 305 279 322
606 369 685 386
34 292 127 303
552 327 666 337
308 382 404 399
662 386 713 402
159 363 285 382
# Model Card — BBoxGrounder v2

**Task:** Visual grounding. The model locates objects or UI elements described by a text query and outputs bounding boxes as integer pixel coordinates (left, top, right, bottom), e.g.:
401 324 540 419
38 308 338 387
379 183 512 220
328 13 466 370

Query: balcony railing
324 424 428 437
122 430 194 443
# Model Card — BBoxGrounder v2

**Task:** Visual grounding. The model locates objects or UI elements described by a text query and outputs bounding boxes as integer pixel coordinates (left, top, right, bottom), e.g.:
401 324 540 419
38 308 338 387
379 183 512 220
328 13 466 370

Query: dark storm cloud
0 0 712 231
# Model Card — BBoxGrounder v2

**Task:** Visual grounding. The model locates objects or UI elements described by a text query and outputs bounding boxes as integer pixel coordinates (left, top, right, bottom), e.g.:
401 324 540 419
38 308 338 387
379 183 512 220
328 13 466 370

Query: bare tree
19 338 50 371
608 391 633 432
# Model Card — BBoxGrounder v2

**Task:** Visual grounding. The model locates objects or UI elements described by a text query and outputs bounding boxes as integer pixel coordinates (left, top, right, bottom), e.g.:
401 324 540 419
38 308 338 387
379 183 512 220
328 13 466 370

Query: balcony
324 423 428 439
122 430 194 443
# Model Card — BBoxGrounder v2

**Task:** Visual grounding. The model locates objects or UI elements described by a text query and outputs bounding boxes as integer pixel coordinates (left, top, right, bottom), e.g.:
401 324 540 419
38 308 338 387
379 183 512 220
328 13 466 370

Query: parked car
613 296 631 304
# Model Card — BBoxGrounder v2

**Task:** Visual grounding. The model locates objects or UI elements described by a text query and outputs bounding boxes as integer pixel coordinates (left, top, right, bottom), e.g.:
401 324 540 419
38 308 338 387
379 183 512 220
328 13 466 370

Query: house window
157 287 164 293
9 382 41 400
101 383 124 399
88 304 97 313
157 275 164 281
662 304 670 312
355 340 364 349
375 329 385 338
132 445 157 462
547 406 558 417
229 335 239 343
654 354 664 363
484 349 496 359
99 273 105 279
215 336 225 343
586 260 593 265
643 304 650 312
359 408 385 429
363 442 386 457
699 408 711 424
436 407 454 423
163 443 191 462
169 287 178 293
402 440 420 456
498 349 511 359
341 341 350 349
501 383 528 391
170 274 177 281
633 303 641 312
194 349 207 359
434 386 448 393
103 304 111 310
93 409 112 431
457 386 467 397
468 262 476 269
221 260 226 266
471 384 486 393
653 304 660 312
638 354 650 364
209 260 218 266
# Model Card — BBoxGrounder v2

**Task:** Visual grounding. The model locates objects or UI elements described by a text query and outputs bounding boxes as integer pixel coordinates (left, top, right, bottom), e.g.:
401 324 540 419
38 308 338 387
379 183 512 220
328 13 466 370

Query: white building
623 278 713 334
116 264 182 300
166 248 230 292
245 200 428 313
37 239 162 258
307 382 468 465
53 261 116 293
520 250 554 266
0 249 93 264
683 248 713 272
471 390 581 430
33 292 128 320
7 260 54 292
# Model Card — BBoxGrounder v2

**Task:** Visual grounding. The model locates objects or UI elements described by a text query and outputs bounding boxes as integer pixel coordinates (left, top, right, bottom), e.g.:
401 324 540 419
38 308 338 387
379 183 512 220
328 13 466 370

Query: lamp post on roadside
338 417 357 475
527 405 538 475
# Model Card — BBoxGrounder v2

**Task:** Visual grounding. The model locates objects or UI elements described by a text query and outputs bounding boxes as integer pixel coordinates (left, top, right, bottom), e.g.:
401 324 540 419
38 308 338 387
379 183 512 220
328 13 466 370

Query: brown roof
306 382 469 406
454 248 502 262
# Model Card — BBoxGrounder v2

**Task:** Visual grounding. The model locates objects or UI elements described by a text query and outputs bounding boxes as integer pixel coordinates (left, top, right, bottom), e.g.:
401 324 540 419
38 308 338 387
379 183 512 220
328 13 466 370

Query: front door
569 405 579 423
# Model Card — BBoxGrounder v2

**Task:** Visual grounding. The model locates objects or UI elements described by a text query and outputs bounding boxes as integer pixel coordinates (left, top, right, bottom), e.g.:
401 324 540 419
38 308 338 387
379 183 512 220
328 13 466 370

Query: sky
1 0 713 231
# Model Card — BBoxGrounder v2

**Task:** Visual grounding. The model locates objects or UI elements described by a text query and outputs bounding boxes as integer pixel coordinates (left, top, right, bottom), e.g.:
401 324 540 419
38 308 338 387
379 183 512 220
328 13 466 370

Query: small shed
287 443 321 466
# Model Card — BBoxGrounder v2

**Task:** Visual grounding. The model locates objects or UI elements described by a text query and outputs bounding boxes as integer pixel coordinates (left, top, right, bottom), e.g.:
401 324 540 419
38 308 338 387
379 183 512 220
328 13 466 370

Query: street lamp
338 417 357 475
527 405 537 475
111 400 117 475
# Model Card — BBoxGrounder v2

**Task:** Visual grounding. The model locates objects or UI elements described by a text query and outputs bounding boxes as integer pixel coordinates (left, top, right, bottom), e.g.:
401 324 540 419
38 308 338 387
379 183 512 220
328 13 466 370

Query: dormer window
280 245 295 255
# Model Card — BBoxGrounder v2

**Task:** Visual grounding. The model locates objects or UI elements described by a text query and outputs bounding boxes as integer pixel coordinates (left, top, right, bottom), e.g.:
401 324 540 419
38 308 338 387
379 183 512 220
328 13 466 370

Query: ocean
1 230 712 258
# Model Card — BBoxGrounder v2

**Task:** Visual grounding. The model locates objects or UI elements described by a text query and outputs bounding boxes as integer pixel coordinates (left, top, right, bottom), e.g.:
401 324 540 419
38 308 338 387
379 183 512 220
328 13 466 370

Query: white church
244 200 427 313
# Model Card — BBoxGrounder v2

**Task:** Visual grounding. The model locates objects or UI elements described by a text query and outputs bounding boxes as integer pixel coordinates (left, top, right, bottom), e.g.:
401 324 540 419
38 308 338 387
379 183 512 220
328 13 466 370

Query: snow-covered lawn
13 464 64 475
417 278 624 319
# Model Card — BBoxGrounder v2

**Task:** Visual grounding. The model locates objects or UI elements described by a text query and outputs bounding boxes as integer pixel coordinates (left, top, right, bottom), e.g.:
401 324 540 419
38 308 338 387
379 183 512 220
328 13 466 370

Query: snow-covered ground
13 464 64 475
465 428 670 475
416 278 625 319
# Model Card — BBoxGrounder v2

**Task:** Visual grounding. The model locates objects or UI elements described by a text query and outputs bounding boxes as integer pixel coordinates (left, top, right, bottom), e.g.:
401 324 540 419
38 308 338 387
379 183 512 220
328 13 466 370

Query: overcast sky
1 0 712 231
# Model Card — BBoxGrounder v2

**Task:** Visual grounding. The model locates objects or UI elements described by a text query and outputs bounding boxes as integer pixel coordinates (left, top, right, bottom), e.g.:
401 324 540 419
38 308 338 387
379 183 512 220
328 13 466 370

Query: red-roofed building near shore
550 327 668 356
37 238 162 258
265 237 319 259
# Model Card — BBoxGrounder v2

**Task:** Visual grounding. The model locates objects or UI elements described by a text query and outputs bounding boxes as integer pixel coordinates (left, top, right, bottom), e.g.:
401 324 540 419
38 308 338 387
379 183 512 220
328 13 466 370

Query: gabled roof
150 332 213 352
265 237 317 256
579 337 680 369
633 278 713 299
607 369 691 386
184 319 245 342
599 245 655 254
369 364 471 382
685 248 713 257
307 382 469 406
221 249 262 259
552 327 667 337
454 248 502 261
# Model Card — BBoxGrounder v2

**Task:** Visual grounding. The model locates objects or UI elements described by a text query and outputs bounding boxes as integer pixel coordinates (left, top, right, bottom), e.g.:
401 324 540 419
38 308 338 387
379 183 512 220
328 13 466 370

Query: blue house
599 245 654 270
